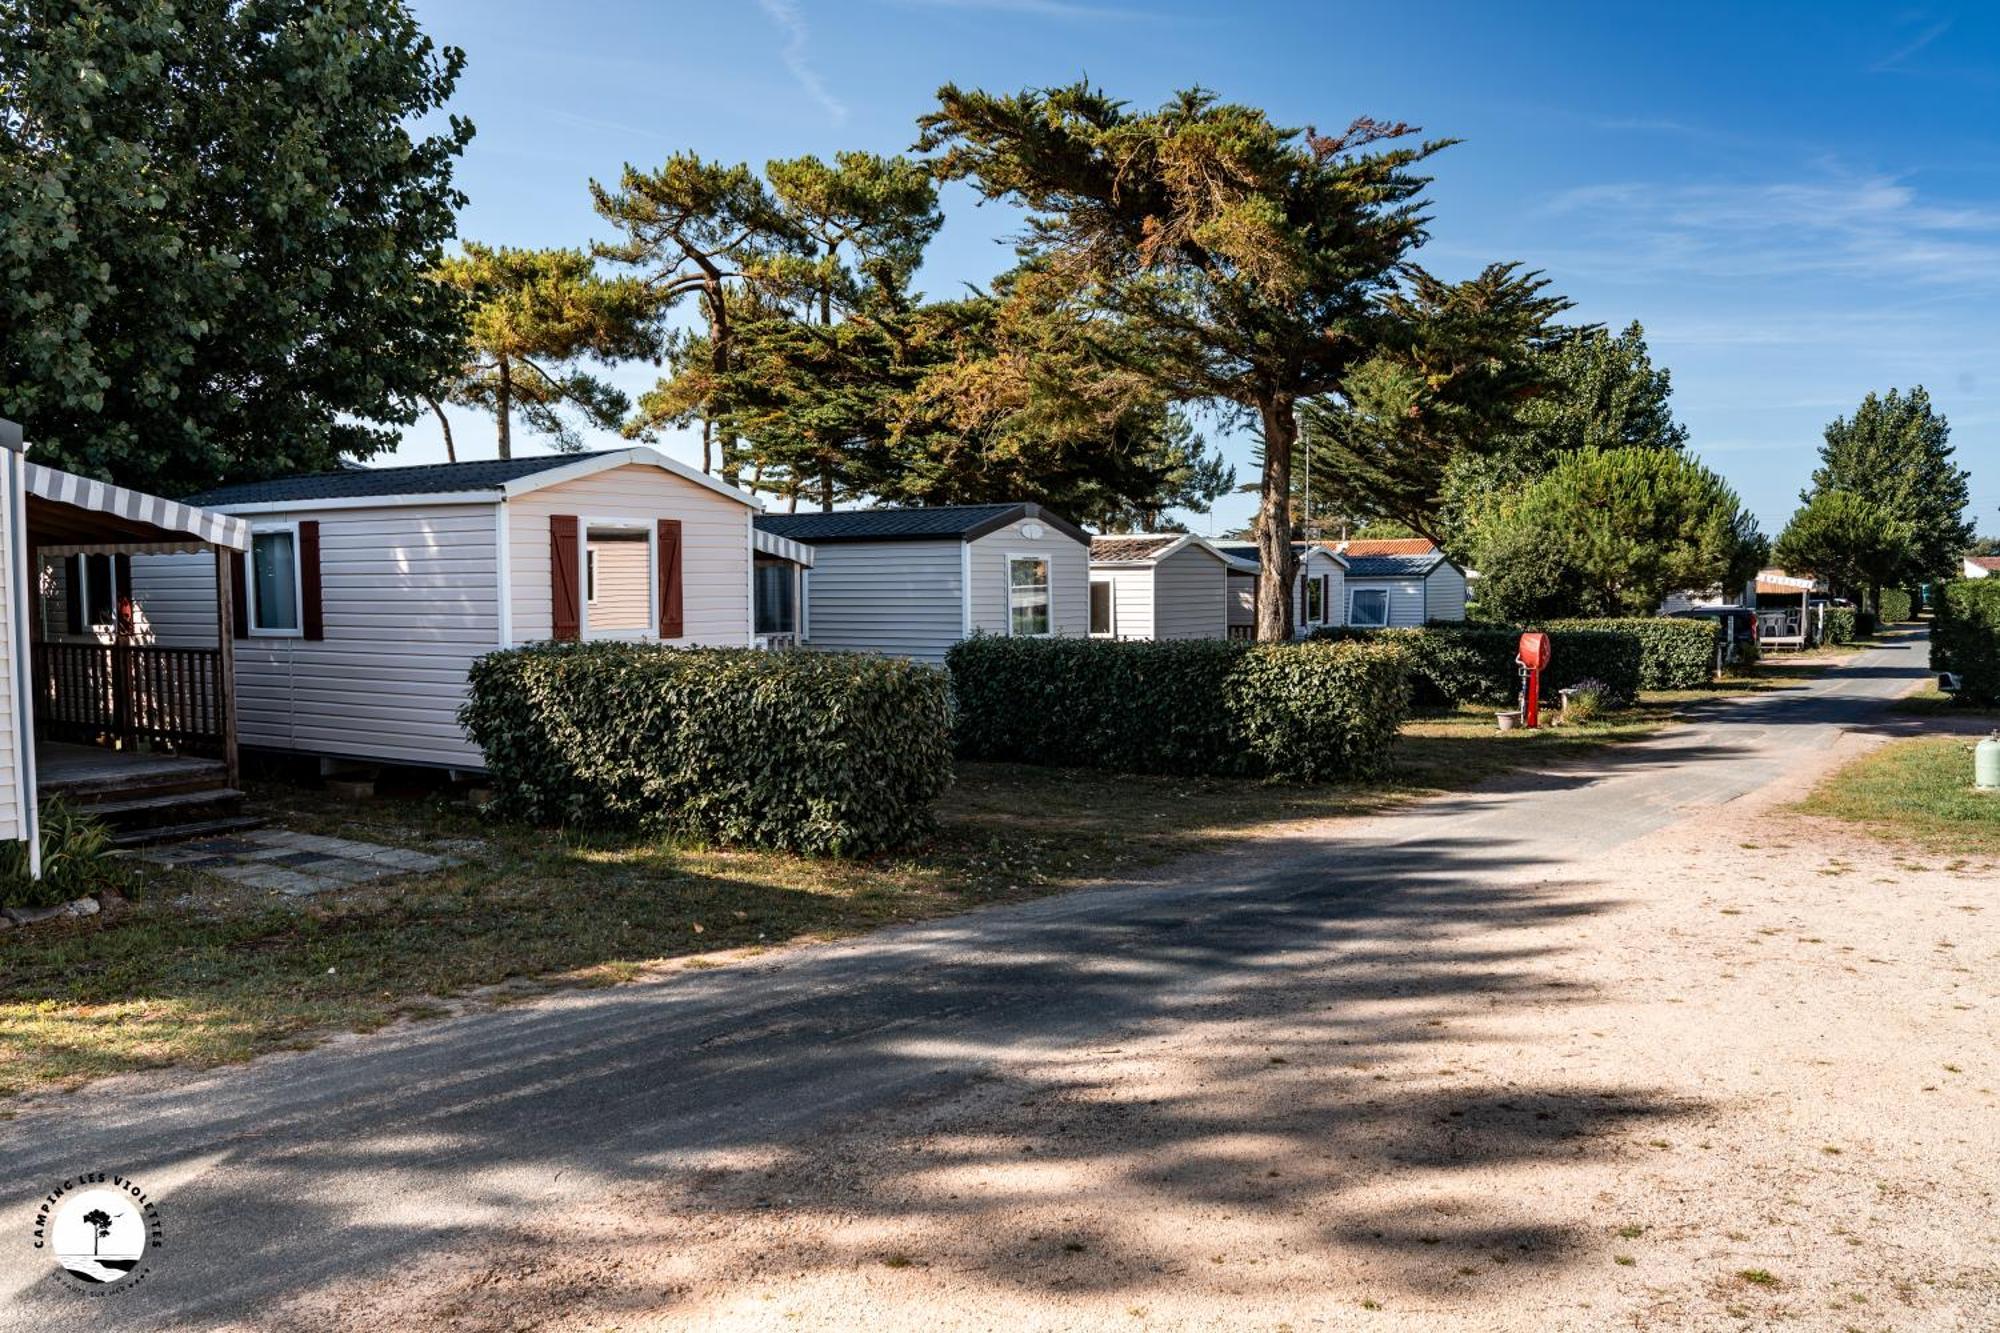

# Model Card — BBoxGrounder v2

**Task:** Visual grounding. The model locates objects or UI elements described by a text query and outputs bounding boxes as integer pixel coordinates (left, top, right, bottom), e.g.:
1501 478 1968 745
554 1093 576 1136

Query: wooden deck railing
31 642 227 752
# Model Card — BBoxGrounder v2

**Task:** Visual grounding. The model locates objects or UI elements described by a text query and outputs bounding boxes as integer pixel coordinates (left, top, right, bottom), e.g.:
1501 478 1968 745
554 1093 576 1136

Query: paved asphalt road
0 633 1935 1328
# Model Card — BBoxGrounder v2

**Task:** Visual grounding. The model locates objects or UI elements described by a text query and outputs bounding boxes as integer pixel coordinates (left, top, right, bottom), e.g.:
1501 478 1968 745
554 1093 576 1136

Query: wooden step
85 786 248 832
42 758 229 803
110 815 267 850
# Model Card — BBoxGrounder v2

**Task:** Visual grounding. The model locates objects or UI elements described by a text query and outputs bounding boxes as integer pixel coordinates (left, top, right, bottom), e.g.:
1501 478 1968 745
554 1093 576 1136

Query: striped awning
26 463 250 551
753 526 814 567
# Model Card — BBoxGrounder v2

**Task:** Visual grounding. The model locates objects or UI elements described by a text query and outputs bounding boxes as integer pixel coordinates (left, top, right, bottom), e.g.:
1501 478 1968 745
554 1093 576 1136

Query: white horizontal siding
508 463 750 647
1348 576 1426 628
1424 563 1468 622
1153 544 1229 640
967 522 1089 639
1089 564 1154 640
799 541 964 663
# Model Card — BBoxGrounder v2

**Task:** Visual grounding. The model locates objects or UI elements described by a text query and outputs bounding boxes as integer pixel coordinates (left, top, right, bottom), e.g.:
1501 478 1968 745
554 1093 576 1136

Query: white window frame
1005 552 1053 638
1088 576 1116 638
68 552 123 634
247 521 305 638
1348 586 1391 628
579 518 656 642
1304 571 1326 625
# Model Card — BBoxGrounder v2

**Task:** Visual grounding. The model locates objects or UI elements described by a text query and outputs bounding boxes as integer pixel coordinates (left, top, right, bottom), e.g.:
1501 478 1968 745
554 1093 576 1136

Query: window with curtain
755 561 795 634
1088 579 1114 636
1349 588 1390 628
251 530 300 632
1008 556 1051 636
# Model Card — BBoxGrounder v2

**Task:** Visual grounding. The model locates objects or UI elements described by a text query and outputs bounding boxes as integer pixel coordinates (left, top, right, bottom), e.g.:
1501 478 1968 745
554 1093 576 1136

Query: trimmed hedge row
946 636 1412 781
461 643 953 854
1313 623 1647 706
1879 588 1914 624
1933 580 2000 704
1543 617 1720 690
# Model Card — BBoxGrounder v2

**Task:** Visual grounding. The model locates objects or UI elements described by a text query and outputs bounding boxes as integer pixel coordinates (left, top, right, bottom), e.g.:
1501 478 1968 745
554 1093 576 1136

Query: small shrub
946 636 1412 782
1879 588 1914 623
0 795 113 910
1315 623 1646 705
1542 617 1719 689
1561 677 1609 723
461 643 953 855
1932 581 2000 704
1821 605 1857 644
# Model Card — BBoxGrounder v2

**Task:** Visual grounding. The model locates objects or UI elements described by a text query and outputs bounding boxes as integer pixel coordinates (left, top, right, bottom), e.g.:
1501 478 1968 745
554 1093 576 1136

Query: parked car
1669 605 1758 663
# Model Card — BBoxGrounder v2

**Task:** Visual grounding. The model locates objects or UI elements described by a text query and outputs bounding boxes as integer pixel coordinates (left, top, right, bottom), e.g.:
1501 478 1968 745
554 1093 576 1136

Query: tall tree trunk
1254 395 1298 642
424 395 456 463
820 457 834 512
701 418 713 475
495 359 513 461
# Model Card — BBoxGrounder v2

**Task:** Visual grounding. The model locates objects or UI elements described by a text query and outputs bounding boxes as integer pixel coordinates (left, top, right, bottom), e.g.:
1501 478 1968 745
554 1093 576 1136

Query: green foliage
1541 617 1720 690
1772 490 1910 604
1879 588 1914 624
0 795 112 910
0 0 473 494
1434 321 1689 551
1300 264 1572 538
1822 606 1858 644
920 83 1450 639
1809 387 1972 587
432 243 662 457
1464 446 1765 621
1852 608 1878 640
1932 582 2000 705
460 644 953 855
1313 623 1651 704
1560 678 1608 724
945 637 1412 782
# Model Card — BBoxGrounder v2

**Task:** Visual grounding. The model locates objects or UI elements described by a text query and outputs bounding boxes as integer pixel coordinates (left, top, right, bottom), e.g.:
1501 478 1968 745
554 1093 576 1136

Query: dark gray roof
1213 541 1321 572
1344 552 1447 578
755 503 1087 546
184 451 625 507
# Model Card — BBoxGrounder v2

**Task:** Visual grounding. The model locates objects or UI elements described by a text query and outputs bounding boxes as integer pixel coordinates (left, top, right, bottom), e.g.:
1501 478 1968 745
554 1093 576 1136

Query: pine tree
1807 387 1971 587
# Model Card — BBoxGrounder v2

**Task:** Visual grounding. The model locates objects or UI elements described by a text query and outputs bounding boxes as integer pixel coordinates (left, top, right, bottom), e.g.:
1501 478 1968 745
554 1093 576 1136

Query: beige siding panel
508 464 750 646
148 503 505 768
1088 564 1154 640
1227 571 1256 630
967 523 1089 638
0 514 16 841
799 541 964 663
1152 545 1228 640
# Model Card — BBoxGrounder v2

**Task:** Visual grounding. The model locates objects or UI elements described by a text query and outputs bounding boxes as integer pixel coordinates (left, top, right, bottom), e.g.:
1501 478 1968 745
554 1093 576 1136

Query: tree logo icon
33 1174 162 1294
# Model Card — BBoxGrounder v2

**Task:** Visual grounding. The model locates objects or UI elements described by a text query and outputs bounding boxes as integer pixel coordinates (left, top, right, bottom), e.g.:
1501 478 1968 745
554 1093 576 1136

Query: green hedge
1852 608 1878 640
946 636 1412 781
1314 623 1646 705
1543 618 1719 689
1933 581 2000 704
461 643 953 854
1879 588 1914 623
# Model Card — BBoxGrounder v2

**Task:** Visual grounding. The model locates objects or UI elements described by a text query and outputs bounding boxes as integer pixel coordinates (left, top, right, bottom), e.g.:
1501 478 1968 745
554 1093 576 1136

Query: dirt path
3 635 1995 1330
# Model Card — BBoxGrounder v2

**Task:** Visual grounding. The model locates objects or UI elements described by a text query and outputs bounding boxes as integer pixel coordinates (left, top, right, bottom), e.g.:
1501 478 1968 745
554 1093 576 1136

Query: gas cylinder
1977 734 2000 791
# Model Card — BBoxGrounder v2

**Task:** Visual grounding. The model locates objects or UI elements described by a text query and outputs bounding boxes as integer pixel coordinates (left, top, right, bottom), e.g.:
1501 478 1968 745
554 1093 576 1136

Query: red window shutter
657 518 683 639
229 550 249 640
550 514 580 641
299 520 324 640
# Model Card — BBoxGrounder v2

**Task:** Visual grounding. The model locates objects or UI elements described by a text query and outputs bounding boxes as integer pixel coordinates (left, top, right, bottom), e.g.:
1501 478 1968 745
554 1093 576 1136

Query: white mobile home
1341 551 1468 627
754 504 1090 664
1217 542 1347 638
0 417 254 857
1087 534 1241 641
123 448 808 771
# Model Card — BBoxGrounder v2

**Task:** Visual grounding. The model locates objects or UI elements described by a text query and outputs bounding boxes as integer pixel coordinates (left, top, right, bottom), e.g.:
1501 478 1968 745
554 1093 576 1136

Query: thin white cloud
1873 16 1952 72
754 0 848 125
1538 170 2000 289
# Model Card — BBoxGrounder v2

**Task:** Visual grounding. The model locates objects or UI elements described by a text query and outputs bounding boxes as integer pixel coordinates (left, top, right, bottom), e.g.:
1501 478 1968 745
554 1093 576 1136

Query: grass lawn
0 657 1841 1101
1796 735 2000 857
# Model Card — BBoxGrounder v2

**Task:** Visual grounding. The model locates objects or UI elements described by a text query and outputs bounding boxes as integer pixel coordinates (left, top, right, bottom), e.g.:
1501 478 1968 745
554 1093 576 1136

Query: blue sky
403 0 1999 539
